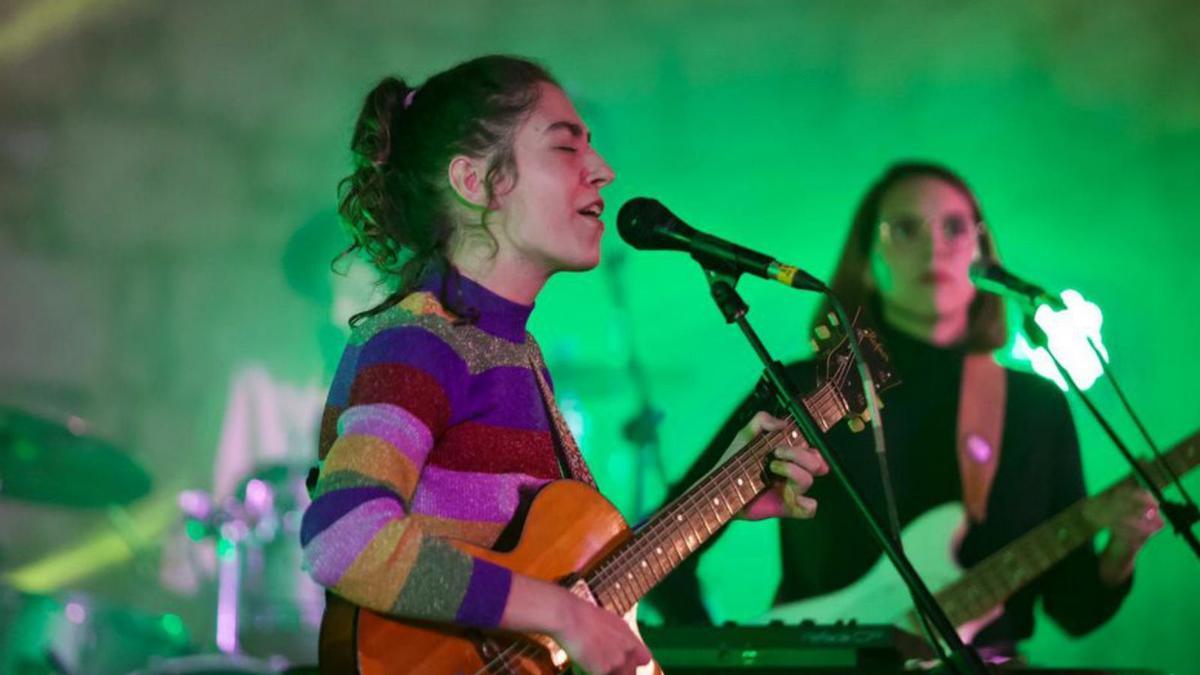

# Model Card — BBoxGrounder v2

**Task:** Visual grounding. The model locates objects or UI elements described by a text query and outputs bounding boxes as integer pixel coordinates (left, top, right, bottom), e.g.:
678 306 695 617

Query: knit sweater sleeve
300 323 513 629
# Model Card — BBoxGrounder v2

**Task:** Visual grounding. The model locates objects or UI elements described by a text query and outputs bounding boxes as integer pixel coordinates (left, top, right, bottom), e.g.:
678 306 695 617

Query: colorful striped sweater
300 272 574 629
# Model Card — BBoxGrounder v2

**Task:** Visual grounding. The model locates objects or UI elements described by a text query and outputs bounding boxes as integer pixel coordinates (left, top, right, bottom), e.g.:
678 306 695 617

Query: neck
881 300 968 347
451 241 548 306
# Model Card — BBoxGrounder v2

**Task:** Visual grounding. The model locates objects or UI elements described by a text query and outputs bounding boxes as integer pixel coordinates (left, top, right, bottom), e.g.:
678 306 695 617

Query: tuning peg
815 324 832 340
827 312 839 327
847 417 865 433
859 409 871 423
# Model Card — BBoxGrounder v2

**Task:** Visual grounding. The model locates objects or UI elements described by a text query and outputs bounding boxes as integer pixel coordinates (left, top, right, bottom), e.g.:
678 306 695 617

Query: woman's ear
447 155 489 209
974 222 995 264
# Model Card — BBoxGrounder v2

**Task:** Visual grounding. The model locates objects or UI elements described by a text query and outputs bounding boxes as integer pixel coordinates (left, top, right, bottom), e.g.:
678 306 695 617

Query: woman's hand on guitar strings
732 412 829 521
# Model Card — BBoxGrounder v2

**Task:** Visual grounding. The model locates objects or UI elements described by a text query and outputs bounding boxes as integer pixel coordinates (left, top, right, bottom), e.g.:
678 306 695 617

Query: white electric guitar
761 429 1200 644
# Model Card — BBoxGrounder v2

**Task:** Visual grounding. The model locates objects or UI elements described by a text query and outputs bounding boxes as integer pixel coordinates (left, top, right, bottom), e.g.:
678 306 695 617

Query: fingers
783 482 819 518
739 411 786 445
632 642 653 667
1115 487 1157 511
770 459 814 492
773 443 828 476
1115 511 1165 539
737 410 829 521
610 636 652 675
1108 506 1165 560
741 412 829 476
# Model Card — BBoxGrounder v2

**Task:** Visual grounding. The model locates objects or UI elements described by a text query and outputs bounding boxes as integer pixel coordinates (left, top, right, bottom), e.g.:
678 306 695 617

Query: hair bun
354 76 412 168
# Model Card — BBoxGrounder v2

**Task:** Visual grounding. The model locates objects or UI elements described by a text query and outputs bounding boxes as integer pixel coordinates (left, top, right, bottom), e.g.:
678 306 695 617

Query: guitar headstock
809 312 898 433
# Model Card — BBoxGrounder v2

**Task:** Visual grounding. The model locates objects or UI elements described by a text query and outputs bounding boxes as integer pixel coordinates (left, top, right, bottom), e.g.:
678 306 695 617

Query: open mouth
577 200 604 220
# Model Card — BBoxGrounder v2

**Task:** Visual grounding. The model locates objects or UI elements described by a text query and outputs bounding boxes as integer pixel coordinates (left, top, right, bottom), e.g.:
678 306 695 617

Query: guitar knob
827 312 839 327
848 418 865 433
815 325 832 340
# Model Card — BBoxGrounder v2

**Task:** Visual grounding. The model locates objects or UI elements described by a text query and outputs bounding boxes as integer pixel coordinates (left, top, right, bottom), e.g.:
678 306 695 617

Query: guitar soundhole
476 637 527 675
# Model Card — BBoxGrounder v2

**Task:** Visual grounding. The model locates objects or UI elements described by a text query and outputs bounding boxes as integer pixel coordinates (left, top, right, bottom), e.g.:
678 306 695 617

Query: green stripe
313 469 393 499
391 538 473 621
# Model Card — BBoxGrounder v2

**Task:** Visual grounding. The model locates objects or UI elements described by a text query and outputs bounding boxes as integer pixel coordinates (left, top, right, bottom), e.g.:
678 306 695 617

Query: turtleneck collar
418 266 534 344
878 318 968 381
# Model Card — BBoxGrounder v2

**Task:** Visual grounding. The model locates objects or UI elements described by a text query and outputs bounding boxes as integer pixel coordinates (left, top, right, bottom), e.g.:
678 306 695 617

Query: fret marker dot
736 478 744 486
641 561 648 568
676 515 684 522
791 431 799 440
712 498 720 506
656 547 663 555
627 572 633 580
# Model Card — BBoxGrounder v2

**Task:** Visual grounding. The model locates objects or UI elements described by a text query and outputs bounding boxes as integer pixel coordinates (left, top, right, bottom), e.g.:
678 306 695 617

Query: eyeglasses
879 215 981 250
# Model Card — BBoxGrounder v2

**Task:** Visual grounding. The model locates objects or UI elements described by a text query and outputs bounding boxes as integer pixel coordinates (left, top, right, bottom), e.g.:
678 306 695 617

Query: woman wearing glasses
648 161 1161 663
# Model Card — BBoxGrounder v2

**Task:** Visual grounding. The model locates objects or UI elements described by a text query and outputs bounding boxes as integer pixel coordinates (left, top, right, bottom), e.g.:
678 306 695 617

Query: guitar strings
470 426 794 675
472 360 862 673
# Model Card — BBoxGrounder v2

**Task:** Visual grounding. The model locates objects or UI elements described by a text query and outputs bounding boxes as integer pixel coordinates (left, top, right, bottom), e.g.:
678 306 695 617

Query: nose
586 147 615 189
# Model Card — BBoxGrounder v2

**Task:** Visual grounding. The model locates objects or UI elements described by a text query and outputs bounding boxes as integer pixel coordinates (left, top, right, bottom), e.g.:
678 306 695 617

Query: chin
550 253 601 274
934 286 977 315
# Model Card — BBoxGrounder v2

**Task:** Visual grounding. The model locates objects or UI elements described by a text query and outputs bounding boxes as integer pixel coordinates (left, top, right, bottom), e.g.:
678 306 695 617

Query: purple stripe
356 326 468 413
303 496 406 588
301 485 401 546
410 466 550 523
357 326 468 377
327 342 363 407
458 366 548 430
454 559 513 628
338 403 434 468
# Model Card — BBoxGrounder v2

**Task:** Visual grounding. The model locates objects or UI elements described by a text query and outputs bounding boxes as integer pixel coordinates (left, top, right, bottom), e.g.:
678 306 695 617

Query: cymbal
0 407 151 508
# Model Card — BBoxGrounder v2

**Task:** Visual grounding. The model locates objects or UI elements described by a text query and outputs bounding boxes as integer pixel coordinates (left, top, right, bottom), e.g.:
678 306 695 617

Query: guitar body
759 502 1000 642
321 480 652 675
314 322 910 673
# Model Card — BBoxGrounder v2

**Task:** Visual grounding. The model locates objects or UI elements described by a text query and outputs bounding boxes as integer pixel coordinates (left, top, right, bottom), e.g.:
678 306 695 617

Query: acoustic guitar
319 322 896 674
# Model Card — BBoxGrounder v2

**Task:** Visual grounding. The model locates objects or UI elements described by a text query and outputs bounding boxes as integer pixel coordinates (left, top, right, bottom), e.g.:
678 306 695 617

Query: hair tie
403 88 419 109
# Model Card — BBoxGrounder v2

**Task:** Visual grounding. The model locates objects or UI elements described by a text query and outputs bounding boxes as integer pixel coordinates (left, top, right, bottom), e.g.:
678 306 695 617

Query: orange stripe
335 519 424 612
408 513 507 548
323 434 420 498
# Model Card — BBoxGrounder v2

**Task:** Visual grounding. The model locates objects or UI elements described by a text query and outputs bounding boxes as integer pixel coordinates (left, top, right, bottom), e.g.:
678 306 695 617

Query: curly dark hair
337 55 558 324
814 161 1008 352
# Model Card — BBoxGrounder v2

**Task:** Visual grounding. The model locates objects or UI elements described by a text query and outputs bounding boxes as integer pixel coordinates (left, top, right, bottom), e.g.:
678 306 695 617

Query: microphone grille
616 197 689 251
968 259 996 281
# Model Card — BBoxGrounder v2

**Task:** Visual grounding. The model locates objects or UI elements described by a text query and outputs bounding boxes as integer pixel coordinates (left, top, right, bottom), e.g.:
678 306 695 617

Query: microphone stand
702 265 990 675
603 248 669 521
1082 335 1200 539
1023 314 1200 559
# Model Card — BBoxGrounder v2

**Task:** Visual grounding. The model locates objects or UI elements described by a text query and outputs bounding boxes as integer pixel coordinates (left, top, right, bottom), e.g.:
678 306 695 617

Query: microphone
969 260 1066 311
616 197 826 292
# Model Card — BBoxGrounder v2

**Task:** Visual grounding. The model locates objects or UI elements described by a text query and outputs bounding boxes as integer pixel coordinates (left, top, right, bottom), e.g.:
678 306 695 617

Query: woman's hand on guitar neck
728 412 829 521
1098 487 1164 585
501 575 653 674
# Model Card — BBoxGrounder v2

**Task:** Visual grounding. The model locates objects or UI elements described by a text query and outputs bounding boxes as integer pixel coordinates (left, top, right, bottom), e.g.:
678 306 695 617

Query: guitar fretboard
584 382 847 616
933 430 1200 627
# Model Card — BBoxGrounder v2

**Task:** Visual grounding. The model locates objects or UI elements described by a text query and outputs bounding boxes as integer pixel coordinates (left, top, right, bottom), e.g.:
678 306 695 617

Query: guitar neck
584 383 846 616
936 430 1200 626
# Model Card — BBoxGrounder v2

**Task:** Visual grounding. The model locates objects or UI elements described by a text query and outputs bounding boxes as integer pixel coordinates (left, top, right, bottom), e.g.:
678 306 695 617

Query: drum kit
0 407 321 674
